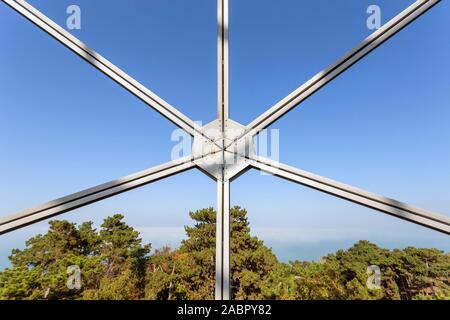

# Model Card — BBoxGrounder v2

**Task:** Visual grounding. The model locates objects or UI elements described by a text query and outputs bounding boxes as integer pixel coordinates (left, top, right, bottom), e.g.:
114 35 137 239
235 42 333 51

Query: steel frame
0 0 447 301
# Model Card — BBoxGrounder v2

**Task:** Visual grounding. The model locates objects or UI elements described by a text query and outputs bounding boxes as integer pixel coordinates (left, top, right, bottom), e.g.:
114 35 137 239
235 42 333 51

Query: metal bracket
192 119 254 182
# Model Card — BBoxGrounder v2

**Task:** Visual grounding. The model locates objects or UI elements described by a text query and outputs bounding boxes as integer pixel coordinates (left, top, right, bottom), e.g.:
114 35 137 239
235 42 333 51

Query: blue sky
0 0 449 269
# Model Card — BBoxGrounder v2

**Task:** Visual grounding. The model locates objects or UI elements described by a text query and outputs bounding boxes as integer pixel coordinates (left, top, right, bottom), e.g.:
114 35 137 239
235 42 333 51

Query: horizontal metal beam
2 0 202 137
0 157 195 235
248 156 450 235
226 0 440 151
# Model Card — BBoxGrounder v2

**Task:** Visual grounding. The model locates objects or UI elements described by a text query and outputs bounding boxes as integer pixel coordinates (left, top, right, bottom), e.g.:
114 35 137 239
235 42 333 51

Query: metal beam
226 0 440 151
217 0 229 171
0 157 195 235
215 0 231 301
248 156 450 235
215 180 230 300
1 0 202 137
218 0 230 125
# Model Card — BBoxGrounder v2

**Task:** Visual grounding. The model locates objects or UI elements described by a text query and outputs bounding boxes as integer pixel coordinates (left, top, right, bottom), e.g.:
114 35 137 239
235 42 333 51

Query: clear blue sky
0 0 449 269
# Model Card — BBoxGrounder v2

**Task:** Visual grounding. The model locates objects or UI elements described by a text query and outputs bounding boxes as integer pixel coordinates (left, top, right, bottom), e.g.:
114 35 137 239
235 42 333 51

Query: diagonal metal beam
1 0 203 138
226 0 440 151
248 155 450 235
0 156 196 235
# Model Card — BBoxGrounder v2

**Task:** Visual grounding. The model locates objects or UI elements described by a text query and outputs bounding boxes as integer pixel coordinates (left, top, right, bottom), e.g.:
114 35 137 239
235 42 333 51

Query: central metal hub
192 119 255 181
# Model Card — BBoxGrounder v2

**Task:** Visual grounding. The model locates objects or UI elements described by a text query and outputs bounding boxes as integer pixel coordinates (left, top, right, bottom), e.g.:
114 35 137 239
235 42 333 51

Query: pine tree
0 215 150 300
1 209 448 300
145 206 279 300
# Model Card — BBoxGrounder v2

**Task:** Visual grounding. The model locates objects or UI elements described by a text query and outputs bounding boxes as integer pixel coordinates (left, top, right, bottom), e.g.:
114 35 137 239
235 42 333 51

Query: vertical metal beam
215 180 231 300
215 182 224 300
216 0 231 300
218 0 230 124
222 181 230 300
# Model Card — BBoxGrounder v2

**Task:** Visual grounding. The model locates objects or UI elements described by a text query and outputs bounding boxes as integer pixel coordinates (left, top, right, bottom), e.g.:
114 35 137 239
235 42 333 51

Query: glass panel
26 0 217 122
0 170 217 300
2 0 448 301
266 1 450 215
0 3 188 215
231 170 450 300
230 0 414 124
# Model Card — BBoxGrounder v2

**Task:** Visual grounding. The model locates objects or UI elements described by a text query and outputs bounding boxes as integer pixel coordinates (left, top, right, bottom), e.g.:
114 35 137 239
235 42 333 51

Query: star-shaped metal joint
193 119 255 181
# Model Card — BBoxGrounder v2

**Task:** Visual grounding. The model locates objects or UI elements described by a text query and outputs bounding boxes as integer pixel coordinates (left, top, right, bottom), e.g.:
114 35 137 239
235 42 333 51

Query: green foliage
261 240 450 300
0 209 448 300
0 214 149 300
144 207 278 300
229 207 278 300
